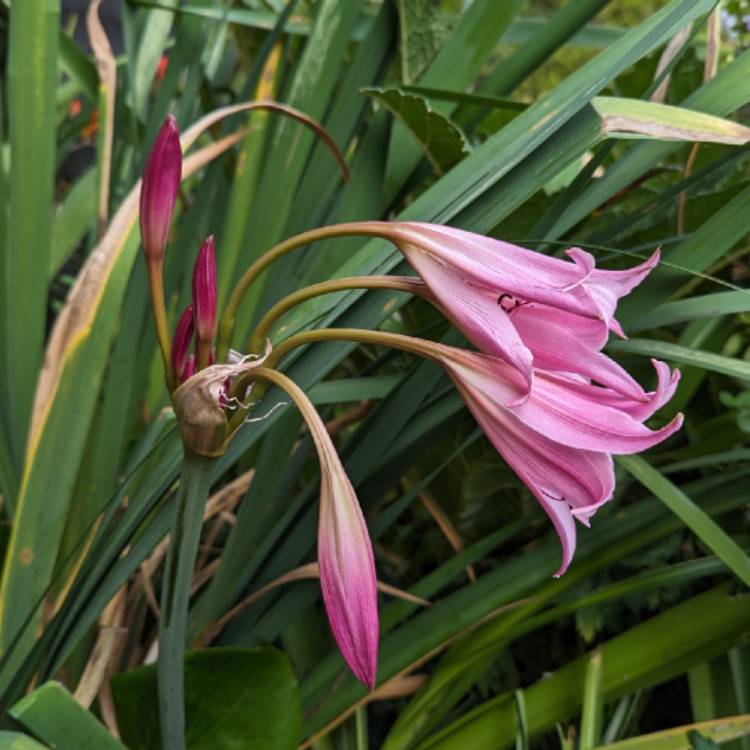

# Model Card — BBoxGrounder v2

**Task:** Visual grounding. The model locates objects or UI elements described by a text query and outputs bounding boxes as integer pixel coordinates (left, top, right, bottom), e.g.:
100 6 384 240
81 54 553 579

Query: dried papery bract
172 357 268 456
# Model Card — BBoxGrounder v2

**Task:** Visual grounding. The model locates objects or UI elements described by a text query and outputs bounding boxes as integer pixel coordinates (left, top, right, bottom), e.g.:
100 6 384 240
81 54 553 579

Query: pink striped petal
435 346 683 454
389 223 659 336
510 303 646 400
455 380 615 576
318 452 379 688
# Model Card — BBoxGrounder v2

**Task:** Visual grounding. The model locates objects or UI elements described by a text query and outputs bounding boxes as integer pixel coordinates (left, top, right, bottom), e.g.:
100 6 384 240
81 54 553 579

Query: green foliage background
0 0 749 748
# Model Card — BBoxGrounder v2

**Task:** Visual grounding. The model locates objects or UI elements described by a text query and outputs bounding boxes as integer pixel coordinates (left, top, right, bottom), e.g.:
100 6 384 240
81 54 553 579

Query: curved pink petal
571 359 681 422
579 248 660 337
389 223 659 337
510 304 646 400
437 347 683 454
406 254 533 396
395 223 599 319
455 381 615 576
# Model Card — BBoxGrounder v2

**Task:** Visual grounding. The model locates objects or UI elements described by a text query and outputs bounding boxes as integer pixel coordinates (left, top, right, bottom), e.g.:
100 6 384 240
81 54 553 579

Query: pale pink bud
139 115 182 262
192 236 217 344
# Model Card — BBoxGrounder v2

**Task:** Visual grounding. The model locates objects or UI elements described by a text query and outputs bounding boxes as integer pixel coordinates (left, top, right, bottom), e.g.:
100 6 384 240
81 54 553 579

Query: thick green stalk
158 450 213 750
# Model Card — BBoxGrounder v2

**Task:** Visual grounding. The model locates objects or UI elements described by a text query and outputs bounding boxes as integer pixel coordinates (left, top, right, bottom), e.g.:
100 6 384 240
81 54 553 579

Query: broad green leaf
364 88 470 174
308 375 401 404
581 651 605 750
472 0 613 98
50 169 96 278
539 46 750 243
10 682 126 750
618 455 750 587
112 647 301 750
131 0 178 118
0 103 264 689
632 292 750 330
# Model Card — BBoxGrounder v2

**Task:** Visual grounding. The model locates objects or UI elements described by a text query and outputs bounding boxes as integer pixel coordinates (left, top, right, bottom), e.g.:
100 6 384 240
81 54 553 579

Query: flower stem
158 449 214 750
261 327 439 371
246 276 427 354
147 260 176 392
216 222 391 361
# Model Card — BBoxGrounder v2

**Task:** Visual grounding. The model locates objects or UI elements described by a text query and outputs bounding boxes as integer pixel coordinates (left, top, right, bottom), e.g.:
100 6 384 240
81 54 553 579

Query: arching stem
216 221 393 361
246 276 428 354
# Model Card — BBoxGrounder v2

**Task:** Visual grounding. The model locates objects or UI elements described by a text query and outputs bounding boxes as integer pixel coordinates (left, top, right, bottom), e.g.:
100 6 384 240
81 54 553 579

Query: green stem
226 328 438 436
216 221 391 361
147 259 175 392
261 327 439 371
247 276 427 354
158 450 214 750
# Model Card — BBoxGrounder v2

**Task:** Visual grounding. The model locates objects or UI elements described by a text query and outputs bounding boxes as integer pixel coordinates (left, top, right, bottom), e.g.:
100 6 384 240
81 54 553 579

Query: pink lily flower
423 342 682 575
380 222 658 394
140 115 182 263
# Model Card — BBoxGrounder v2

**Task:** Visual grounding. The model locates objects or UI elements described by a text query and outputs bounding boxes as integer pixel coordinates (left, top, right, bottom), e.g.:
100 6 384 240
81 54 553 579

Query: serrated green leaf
364 87 469 174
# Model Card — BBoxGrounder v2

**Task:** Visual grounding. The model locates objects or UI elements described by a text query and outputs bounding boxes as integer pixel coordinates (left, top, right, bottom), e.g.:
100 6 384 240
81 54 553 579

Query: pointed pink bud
171 304 195 382
192 236 217 343
244 368 379 688
140 115 182 263
317 455 379 689
182 354 196 383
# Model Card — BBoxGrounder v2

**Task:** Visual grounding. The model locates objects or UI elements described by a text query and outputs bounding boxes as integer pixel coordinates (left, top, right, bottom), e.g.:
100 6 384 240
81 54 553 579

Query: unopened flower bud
140 115 182 263
171 304 195 382
192 236 217 344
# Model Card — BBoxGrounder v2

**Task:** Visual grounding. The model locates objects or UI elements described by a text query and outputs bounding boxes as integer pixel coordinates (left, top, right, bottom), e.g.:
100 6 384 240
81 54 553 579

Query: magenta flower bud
140 115 182 263
181 354 196 383
192 236 217 343
171 304 195 382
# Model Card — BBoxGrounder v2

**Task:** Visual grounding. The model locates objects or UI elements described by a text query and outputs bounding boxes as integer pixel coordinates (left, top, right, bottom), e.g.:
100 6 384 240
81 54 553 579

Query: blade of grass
2 0 59 467
617 455 750 587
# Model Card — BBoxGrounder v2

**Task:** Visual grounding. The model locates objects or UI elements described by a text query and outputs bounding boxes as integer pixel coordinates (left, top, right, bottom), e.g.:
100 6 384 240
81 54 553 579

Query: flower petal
438 347 682 454
403 250 533 395
455 381 615 576
510 303 646 400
